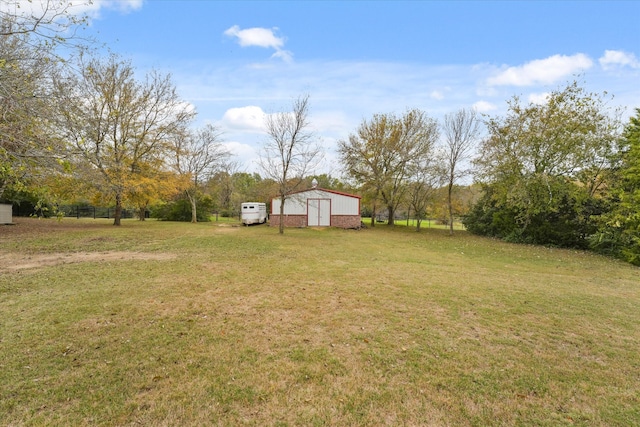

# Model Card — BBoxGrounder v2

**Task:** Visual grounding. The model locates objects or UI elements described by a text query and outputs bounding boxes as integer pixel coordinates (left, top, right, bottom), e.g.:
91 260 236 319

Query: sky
41 1 640 175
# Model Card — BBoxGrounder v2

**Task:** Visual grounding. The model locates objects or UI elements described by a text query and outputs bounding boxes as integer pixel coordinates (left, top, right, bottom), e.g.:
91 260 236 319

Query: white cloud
528 92 550 105
599 50 640 70
472 100 497 113
487 54 593 86
224 25 285 49
220 106 266 132
169 55 640 174
224 25 293 62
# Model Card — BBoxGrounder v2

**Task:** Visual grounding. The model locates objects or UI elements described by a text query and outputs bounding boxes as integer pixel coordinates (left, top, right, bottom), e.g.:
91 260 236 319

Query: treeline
1 4 638 264
463 84 639 265
464 83 640 265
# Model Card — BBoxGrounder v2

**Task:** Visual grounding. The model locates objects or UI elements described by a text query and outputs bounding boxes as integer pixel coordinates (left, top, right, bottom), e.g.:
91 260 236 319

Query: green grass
361 216 466 230
1 218 639 426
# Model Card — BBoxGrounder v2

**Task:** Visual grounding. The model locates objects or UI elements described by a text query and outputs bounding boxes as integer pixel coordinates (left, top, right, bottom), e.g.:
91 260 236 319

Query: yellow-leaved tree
52 54 195 225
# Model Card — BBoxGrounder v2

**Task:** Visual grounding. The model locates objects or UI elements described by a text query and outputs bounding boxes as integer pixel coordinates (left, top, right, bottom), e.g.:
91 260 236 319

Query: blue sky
72 1 640 174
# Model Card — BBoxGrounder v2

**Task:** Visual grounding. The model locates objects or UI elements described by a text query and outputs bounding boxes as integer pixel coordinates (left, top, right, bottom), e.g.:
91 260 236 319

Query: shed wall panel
273 190 359 216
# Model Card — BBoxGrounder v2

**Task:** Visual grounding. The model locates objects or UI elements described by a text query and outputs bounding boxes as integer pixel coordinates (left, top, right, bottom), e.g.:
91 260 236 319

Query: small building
0 204 13 225
270 186 361 229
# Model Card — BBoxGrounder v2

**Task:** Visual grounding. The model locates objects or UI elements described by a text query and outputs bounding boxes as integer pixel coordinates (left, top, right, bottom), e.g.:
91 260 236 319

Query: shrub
151 197 213 222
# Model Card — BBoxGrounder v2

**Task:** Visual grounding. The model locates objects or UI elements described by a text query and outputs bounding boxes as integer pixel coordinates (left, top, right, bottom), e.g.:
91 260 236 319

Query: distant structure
0 204 13 225
270 187 361 229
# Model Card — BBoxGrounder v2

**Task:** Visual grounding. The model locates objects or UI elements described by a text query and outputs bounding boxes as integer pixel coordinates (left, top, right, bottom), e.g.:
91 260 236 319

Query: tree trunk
370 205 376 228
387 205 395 226
138 203 147 221
187 191 198 223
113 192 122 226
448 182 454 235
278 195 285 234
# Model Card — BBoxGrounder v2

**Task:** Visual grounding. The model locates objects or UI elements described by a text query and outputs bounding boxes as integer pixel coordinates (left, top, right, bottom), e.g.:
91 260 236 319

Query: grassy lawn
362 217 466 230
1 218 638 426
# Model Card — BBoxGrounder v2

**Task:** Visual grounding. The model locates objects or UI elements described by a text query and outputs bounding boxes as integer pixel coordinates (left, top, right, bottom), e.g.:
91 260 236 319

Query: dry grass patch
0 251 176 272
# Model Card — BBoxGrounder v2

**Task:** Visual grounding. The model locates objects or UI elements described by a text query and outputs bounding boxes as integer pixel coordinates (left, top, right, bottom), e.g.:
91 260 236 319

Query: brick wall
331 215 362 229
270 214 361 229
269 215 307 228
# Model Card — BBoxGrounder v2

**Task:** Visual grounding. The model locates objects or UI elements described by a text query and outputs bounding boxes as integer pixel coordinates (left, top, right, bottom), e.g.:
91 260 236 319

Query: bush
464 190 600 249
2 190 57 218
590 214 640 266
151 197 214 222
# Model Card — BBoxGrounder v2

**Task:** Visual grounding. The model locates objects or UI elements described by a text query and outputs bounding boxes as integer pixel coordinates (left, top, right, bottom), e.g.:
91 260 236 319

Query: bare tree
0 0 90 39
442 108 481 234
259 94 323 234
172 124 230 223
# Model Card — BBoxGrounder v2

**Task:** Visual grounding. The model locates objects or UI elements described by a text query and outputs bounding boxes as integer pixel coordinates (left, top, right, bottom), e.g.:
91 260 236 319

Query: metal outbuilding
270 186 361 229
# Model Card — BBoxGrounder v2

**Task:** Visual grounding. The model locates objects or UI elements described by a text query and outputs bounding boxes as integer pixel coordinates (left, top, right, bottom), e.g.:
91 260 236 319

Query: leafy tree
209 170 234 216
338 109 439 226
0 27 62 201
208 171 267 217
0 1 94 204
125 165 183 221
53 54 195 225
591 108 640 264
463 185 519 238
151 194 214 222
259 94 323 234
469 81 621 247
230 172 263 199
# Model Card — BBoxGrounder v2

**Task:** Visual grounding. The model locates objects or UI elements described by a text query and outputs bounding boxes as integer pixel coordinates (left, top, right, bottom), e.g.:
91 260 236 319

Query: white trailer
241 202 267 225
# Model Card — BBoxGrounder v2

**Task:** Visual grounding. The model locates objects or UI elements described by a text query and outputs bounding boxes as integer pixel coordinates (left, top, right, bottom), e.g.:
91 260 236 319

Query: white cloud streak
486 54 593 86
